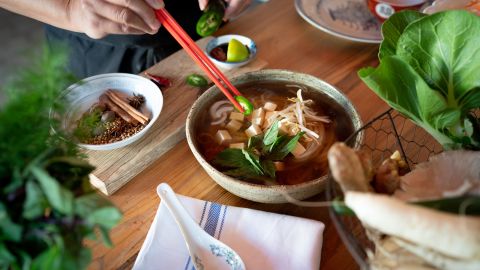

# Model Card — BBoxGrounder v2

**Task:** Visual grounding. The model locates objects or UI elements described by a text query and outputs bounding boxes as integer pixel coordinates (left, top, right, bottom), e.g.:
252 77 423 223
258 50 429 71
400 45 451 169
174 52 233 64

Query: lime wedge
226 39 249 62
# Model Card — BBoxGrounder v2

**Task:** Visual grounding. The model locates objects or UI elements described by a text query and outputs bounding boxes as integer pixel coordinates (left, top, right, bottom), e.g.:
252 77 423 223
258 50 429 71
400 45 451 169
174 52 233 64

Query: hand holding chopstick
154 7 252 114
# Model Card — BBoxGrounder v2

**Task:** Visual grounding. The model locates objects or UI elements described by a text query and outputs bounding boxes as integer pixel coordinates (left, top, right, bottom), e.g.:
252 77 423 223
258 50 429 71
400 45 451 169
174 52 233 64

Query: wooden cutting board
87 37 267 195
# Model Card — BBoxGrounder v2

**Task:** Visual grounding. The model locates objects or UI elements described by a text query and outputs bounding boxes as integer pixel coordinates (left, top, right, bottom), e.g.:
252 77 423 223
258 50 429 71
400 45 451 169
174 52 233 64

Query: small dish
295 0 382 43
57 73 163 151
205 34 257 70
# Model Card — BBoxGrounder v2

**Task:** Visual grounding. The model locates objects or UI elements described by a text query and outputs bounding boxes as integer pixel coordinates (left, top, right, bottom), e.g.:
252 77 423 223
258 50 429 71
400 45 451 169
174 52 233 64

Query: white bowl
205 34 257 70
59 73 163 151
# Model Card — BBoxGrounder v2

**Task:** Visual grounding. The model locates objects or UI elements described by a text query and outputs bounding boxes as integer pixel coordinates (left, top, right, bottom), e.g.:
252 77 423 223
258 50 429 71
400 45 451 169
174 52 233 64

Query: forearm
0 0 78 32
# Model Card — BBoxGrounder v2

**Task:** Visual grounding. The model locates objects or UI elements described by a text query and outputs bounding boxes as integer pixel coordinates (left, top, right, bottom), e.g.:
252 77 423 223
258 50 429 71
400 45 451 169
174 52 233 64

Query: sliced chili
235 96 254 116
186 74 208 87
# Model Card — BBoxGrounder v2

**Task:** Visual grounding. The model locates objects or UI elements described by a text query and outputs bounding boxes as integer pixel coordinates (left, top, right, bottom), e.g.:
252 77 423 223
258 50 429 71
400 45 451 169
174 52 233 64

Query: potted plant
0 47 122 269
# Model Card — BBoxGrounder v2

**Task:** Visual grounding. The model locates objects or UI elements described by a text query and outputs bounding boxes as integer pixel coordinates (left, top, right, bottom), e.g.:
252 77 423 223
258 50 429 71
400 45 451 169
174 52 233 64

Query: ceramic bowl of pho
55 73 163 151
205 34 257 70
186 69 362 203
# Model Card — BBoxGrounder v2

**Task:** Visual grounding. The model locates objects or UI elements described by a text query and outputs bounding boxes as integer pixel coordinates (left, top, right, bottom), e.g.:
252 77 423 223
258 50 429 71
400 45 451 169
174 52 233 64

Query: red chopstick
155 8 245 113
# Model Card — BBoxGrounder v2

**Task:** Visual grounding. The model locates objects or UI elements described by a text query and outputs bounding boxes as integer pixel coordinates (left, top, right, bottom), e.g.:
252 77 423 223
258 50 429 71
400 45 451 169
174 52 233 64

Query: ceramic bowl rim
52 73 163 151
205 34 257 65
186 69 363 192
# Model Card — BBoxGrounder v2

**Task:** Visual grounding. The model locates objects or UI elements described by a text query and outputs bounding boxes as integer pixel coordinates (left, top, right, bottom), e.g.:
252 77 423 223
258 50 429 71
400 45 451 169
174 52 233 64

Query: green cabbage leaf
359 10 480 150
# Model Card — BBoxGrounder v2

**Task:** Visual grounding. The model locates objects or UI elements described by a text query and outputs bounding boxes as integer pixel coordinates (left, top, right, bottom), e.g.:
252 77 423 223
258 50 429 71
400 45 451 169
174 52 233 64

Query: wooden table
88 0 390 269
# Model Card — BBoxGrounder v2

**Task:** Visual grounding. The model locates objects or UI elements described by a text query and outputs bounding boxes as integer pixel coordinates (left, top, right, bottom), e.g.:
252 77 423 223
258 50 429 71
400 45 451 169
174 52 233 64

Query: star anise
128 93 145 109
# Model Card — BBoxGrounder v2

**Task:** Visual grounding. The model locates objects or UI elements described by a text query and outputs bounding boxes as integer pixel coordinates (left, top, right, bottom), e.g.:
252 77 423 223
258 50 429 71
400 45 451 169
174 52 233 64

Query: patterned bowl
186 69 362 203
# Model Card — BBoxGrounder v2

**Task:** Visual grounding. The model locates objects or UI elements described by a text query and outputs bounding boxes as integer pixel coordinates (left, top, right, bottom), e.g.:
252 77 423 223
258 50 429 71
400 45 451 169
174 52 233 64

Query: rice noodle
209 100 233 125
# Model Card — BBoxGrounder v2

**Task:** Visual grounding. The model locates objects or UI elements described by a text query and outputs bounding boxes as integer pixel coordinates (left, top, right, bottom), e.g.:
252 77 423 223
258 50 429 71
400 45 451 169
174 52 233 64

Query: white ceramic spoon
157 183 246 270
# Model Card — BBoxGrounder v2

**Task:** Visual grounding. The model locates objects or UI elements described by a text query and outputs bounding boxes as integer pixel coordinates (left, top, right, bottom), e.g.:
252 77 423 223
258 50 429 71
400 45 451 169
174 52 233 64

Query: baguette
345 191 480 260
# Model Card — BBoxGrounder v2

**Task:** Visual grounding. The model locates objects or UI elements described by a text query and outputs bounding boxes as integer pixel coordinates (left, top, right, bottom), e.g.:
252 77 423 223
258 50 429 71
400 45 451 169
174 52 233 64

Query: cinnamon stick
99 94 138 124
106 90 149 125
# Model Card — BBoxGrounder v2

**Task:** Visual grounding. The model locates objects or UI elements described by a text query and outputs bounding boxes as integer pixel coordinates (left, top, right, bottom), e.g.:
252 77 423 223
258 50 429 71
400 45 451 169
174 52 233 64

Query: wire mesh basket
325 109 444 269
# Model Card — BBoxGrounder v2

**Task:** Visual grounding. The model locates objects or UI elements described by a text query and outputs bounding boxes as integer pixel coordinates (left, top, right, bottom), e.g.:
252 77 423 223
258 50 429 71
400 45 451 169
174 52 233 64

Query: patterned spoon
157 183 246 270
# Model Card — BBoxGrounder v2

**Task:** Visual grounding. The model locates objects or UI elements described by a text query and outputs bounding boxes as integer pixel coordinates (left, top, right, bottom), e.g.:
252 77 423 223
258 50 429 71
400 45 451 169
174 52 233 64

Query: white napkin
133 185 325 270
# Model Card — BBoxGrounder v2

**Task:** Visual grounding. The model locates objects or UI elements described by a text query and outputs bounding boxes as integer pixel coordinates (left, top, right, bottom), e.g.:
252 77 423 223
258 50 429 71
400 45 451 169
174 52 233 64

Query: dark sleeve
44 0 202 78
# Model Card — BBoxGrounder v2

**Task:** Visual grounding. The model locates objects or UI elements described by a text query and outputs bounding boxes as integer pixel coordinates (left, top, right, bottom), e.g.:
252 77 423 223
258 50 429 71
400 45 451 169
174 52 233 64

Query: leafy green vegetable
359 10 480 150
0 45 122 269
213 121 305 183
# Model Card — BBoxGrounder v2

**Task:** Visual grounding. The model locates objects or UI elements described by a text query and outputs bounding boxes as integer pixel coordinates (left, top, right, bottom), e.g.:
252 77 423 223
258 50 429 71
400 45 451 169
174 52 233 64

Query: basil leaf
269 132 305 160
0 203 22 242
247 135 263 149
30 165 74 215
213 148 249 168
241 149 264 175
263 120 279 146
261 160 276 179
86 207 122 229
23 181 47 220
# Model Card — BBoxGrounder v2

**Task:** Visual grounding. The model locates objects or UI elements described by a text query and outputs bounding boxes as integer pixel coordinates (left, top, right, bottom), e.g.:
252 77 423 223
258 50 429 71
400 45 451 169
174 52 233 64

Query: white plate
59 73 163 151
295 0 383 43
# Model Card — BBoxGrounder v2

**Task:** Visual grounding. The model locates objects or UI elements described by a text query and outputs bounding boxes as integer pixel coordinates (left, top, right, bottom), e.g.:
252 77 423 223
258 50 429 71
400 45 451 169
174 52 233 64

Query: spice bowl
205 34 257 70
57 73 163 151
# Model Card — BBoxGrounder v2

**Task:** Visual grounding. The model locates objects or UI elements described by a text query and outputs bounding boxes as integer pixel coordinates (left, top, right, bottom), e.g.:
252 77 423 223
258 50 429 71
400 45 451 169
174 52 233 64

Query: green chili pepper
235 95 254 116
186 74 208 87
196 0 225 37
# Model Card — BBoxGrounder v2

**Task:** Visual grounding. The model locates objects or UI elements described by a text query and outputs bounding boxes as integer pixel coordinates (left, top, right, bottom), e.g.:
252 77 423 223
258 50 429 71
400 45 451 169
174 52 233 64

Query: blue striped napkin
133 185 325 270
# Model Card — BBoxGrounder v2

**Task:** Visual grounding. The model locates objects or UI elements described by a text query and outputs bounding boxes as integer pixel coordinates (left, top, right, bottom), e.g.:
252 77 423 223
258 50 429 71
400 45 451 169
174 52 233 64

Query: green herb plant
358 10 480 150
213 120 304 183
0 46 122 269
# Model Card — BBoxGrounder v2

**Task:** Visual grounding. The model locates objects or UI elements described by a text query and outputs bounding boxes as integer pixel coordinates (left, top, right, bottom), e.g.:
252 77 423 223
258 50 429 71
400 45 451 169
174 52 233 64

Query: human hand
67 0 164 39
198 0 252 20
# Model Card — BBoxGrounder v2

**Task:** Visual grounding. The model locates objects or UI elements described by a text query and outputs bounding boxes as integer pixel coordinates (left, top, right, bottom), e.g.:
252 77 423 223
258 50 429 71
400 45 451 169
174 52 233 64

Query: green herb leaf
213 148 249 168
30 165 74 215
0 203 22 242
269 132 305 160
247 135 262 149
0 243 16 267
75 193 115 219
263 120 279 146
261 160 276 179
22 181 47 219
86 207 122 229
241 149 264 175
